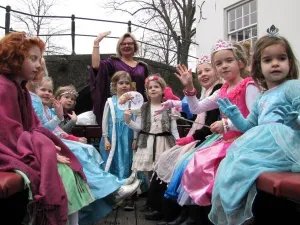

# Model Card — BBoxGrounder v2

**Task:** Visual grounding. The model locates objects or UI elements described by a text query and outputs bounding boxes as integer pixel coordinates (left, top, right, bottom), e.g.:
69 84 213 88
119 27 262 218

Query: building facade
195 0 300 59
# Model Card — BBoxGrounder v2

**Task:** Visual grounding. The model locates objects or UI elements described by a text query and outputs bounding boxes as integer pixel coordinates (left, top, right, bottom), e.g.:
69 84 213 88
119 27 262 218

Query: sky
0 0 197 68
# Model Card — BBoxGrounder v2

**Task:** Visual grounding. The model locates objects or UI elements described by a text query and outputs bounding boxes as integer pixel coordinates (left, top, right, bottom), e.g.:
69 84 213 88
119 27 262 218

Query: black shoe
168 208 189 225
140 204 152 212
124 199 135 211
157 220 169 225
185 217 197 225
144 210 164 220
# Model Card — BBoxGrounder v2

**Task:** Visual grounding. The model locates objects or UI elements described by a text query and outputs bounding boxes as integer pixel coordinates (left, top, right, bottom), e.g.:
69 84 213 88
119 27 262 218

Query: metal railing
1 5 197 63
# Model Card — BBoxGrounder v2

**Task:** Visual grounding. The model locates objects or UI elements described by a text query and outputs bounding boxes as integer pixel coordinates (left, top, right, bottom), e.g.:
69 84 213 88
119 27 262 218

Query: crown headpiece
211 40 235 54
60 90 78 97
267 25 279 36
198 55 211 65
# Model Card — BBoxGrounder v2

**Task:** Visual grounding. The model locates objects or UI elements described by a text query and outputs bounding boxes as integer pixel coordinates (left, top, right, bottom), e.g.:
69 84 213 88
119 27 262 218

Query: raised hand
94 31 111 45
273 105 299 128
67 111 78 122
51 98 63 120
217 98 239 117
176 136 195 146
174 64 194 89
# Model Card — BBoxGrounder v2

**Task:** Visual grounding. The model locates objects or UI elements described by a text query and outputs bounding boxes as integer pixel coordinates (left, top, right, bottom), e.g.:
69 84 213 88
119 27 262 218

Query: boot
113 179 141 203
125 170 137 185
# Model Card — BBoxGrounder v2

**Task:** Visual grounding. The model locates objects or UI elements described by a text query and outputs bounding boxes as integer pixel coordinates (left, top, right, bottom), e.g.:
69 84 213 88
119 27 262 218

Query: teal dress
209 80 300 225
100 95 134 179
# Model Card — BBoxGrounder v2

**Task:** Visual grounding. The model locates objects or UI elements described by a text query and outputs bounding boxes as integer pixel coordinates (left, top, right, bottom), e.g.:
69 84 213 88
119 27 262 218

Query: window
227 0 257 46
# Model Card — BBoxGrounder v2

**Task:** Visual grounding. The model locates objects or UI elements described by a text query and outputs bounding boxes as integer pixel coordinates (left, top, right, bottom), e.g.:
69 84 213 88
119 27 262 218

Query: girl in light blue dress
209 29 300 225
29 76 140 224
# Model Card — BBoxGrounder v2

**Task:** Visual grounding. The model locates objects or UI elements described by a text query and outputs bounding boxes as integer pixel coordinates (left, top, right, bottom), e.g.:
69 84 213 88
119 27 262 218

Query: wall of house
196 0 300 59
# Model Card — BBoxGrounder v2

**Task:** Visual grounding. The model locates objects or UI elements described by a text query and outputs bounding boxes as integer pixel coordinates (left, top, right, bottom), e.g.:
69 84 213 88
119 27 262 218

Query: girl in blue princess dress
209 28 300 225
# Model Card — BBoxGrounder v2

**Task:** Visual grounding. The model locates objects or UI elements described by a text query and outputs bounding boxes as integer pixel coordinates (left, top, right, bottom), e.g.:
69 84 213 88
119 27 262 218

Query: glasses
120 42 134 46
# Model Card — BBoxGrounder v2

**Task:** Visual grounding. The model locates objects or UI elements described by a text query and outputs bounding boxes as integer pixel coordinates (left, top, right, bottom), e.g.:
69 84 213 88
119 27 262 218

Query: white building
195 0 300 60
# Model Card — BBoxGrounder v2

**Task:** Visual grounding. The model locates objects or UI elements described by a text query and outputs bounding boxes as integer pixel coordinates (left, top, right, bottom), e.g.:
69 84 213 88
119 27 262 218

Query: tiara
198 55 211 65
145 74 160 87
60 90 78 97
211 40 235 53
267 24 279 36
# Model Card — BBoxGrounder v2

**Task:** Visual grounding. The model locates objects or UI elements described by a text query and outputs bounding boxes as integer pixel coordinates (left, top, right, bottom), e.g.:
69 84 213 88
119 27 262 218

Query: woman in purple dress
90 31 149 125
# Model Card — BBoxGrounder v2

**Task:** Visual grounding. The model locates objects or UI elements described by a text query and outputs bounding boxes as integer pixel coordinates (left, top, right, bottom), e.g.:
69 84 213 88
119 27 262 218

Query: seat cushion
0 172 24 199
256 172 300 202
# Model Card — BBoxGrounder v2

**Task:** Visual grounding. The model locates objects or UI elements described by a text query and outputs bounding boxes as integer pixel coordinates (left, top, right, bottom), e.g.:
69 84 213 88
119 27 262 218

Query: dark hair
252 35 299 90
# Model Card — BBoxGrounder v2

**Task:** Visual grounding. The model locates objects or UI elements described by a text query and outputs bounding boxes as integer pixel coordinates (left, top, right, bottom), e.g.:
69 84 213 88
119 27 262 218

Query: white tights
68 211 79 225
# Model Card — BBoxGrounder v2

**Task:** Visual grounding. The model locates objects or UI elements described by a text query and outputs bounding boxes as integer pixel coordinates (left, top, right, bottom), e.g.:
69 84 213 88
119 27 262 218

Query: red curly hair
0 32 45 82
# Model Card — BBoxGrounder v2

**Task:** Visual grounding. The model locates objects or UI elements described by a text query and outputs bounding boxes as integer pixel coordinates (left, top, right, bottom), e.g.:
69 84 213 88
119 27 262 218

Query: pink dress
181 78 254 206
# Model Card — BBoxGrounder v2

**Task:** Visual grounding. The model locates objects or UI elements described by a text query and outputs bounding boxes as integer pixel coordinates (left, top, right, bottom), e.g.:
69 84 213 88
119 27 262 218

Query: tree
13 0 69 54
104 0 196 67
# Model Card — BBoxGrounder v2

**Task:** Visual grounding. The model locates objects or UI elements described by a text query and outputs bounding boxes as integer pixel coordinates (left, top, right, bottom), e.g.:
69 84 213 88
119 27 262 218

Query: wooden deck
94 197 157 225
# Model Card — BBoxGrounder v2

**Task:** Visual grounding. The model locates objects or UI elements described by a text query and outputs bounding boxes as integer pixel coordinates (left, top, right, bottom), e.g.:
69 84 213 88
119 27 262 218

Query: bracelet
183 88 197 96
222 118 228 133
93 46 99 48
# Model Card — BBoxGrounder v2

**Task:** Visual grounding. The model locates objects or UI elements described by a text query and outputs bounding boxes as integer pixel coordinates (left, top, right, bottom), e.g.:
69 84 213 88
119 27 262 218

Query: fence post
5 5 11 35
127 20 131 33
177 36 181 64
71 14 76 55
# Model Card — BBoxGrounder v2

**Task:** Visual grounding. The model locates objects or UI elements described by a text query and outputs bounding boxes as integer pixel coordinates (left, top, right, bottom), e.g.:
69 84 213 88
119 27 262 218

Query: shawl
137 102 175 148
0 74 85 225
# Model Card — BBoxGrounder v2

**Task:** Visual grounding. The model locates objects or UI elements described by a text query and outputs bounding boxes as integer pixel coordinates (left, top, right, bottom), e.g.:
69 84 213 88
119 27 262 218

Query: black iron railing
0 5 197 63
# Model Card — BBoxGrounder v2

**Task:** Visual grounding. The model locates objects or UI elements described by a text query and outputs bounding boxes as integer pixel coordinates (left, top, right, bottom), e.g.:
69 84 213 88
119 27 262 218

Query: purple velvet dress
90 56 148 124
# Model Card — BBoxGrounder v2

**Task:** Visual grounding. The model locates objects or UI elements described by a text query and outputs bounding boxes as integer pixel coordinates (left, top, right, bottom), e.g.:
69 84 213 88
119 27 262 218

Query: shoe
144 210 164 220
168 208 188 225
125 170 137 185
113 179 141 203
124 199 135 211
157 220 168 225
140 204 152 212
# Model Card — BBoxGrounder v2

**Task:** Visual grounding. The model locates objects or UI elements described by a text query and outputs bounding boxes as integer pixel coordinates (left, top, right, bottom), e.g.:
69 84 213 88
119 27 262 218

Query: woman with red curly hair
0 32 93 225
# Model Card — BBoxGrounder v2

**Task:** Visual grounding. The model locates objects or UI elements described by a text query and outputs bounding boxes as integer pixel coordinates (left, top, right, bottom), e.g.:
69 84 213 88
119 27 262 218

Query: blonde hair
110 71 133 94
211 41 250 78
145 74 167 100
55 84 77 99
116 33 139 57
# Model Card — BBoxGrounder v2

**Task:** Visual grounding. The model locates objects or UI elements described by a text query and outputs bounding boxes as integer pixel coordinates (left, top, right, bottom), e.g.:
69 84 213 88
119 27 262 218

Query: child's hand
155 100 175 115
51 98 64 120
273 105 299 128
132 139 137 150
57 153 70 164
174 64 194 89
210 121 224 134
124 109 132 124
78 137 87 144
104 138 111 151
55 145 61 151
176 136 195 146
68 111 78 122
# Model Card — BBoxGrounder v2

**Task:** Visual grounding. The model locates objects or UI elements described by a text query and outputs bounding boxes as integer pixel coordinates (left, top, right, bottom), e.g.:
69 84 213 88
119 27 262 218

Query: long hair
252 35 299 90
110 71 133 94
0 32 45 81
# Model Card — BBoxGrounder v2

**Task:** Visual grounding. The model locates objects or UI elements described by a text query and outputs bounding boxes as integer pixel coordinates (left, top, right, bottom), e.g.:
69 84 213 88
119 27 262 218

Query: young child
54 85 83 137
32 76 141 224
99 71 136 180
209 28 300 225
124 74 180 173
0 32 93 225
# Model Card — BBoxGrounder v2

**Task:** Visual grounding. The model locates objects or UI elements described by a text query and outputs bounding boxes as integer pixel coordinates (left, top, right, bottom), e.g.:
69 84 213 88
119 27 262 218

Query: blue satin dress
209 80 300 225
99 95 134 179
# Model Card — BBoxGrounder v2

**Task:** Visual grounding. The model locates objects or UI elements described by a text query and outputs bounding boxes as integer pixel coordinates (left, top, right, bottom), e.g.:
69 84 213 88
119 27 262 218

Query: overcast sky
0 0 197 68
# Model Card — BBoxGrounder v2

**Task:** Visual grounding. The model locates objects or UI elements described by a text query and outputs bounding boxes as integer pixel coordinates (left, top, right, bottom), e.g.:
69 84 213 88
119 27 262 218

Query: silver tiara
267 25 279 36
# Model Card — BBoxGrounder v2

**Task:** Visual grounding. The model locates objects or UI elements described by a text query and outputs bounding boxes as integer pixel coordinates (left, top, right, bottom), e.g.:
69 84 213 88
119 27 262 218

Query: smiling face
213 50 243 83
17 45 42 83
119 37 135 57
36 80 53 105
197 63 218 89
260 44 290 89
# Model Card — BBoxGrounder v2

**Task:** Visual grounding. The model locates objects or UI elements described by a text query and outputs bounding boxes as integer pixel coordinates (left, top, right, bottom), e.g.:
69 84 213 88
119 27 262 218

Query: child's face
147 80 163 100
197 63 217 89
261 44 290 89
116 77 131 96
19 46 42 82
213 50 243 82
58 94 76 110
36 80 53 105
